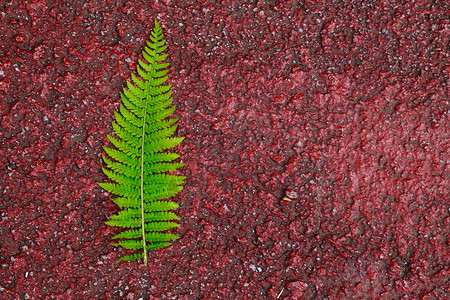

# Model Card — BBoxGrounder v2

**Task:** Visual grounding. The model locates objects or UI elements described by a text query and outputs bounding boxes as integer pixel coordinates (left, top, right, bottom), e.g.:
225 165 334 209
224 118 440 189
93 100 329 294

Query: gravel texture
0 0 448 299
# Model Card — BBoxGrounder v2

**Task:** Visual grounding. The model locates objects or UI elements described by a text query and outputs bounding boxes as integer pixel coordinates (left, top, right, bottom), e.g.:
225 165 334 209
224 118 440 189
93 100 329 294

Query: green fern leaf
100 19 184 264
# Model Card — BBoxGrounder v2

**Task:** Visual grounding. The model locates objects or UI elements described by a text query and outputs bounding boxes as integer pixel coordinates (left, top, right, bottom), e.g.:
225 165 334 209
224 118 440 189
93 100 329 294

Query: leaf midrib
140 61 154 266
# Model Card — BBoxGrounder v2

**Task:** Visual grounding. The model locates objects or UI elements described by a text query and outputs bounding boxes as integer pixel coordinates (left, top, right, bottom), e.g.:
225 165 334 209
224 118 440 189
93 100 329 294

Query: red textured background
0 1 448 299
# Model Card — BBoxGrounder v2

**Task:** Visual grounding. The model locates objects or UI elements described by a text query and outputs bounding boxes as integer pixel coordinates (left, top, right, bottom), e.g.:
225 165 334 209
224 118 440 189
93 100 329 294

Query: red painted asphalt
0 1 448 299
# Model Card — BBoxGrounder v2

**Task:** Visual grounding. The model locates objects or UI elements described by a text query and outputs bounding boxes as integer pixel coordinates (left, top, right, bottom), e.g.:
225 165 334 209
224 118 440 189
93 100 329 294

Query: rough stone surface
0 1 448 299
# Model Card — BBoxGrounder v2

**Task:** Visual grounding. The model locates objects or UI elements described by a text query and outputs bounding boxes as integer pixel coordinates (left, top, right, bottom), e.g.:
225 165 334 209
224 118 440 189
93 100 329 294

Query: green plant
99 19 185 264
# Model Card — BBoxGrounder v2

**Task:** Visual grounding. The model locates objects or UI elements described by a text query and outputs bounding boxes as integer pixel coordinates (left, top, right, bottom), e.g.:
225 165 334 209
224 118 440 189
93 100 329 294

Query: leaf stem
140 84 149 265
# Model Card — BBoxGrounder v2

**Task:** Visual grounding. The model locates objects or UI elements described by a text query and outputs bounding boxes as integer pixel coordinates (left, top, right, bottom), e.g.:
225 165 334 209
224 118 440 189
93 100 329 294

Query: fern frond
100 18 185 264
